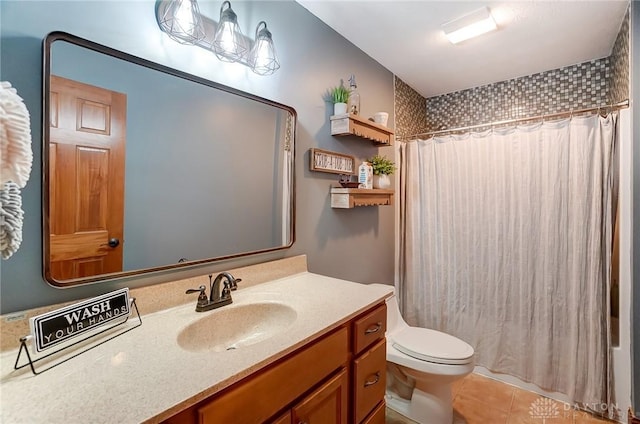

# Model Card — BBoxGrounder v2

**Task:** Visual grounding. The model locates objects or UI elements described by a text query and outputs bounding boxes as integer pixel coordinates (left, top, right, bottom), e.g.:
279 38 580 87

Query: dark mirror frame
42 31 296 287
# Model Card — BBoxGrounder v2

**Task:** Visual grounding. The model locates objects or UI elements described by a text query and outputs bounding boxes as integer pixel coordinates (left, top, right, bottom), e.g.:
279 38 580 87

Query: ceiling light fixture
442 7 497 44
156 0 280 75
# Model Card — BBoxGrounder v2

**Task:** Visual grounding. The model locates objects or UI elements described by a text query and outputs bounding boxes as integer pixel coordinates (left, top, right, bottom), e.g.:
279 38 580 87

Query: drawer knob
364 322 382 335
364 372 380 387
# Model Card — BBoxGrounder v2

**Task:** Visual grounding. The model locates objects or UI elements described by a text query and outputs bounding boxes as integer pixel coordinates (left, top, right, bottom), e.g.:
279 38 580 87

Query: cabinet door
291 368 348 424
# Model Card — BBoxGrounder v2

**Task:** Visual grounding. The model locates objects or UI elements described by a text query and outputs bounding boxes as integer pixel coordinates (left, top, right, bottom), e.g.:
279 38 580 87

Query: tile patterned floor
385 373 617 424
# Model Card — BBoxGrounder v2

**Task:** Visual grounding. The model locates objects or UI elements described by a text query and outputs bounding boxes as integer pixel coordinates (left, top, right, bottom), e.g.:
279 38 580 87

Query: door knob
108 238 120 248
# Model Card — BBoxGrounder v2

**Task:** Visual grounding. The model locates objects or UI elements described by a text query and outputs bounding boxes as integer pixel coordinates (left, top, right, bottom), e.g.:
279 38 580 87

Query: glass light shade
247 21 280 76
157 0 206 45
212 1 247 62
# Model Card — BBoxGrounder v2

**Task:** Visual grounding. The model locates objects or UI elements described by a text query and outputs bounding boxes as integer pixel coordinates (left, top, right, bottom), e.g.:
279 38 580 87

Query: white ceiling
296 1 629 98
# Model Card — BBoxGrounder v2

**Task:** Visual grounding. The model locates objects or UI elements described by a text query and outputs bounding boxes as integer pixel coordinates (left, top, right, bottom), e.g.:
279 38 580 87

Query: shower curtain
398 114 616 411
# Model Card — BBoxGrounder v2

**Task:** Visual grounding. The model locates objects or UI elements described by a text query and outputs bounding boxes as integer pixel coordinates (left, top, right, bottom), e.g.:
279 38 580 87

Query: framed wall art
309 148 355 175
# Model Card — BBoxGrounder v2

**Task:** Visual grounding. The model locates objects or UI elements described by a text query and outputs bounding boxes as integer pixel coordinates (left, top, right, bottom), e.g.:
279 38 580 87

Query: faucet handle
186 285 206 295
186 285 208 308
230 278 241 291
221 281 232 300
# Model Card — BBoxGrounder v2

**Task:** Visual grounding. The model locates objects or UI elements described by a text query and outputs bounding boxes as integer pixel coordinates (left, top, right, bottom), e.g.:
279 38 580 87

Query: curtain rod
401 99 630 141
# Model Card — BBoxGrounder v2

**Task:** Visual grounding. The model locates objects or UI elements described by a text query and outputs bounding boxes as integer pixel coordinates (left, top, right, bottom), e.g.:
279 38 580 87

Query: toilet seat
391 328 474 365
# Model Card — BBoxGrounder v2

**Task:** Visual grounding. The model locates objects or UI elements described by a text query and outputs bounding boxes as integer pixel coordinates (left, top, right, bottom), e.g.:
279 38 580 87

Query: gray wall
632 0 639 415
0 0 395 313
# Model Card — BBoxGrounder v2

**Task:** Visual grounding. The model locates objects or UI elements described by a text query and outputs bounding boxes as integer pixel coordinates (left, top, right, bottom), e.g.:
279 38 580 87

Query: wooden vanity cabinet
163 302 387 424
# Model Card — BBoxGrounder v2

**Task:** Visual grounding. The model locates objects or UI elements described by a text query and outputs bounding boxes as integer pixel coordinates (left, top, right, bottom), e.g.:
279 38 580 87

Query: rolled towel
0 181 24 259
0 81 33 188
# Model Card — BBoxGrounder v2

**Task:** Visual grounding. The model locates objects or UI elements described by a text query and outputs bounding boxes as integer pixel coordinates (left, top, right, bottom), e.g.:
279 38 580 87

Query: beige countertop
0 272 393 424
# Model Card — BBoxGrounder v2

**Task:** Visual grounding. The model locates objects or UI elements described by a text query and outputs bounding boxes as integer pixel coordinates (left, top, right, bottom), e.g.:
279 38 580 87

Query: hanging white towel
0 181 24 259
0 82 32 259
0 81 33 188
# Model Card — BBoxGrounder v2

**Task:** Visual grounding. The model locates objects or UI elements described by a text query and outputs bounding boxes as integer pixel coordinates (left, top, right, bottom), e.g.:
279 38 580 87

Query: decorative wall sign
29 288 131 352
310 148 355 175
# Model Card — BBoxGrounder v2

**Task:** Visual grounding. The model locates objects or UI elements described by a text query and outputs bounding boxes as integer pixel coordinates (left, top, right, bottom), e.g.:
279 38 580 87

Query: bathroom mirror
43 32 295 287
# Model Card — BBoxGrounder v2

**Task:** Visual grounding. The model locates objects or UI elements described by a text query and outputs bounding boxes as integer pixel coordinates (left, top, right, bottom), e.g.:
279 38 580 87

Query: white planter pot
334 102 348 115
373 174 391 189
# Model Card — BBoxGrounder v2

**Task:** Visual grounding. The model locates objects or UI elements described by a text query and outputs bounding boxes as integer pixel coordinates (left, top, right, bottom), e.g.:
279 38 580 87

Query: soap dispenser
348 74 360 115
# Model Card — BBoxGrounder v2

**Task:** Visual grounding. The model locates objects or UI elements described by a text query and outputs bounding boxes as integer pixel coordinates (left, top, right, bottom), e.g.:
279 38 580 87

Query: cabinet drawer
353 339 386 424
353 304 386 355
198 327 348 424
360 400 385 424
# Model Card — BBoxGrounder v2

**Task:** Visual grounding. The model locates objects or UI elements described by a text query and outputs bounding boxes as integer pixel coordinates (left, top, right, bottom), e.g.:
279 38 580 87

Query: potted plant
330 84 350 115
367 154 395 189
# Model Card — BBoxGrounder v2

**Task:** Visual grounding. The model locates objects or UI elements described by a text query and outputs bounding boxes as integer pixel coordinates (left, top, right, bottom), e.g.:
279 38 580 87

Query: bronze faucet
186 272 241 312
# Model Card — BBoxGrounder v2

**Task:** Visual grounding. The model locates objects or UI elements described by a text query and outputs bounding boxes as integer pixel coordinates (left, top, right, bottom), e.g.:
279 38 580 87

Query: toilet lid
392 328 474 365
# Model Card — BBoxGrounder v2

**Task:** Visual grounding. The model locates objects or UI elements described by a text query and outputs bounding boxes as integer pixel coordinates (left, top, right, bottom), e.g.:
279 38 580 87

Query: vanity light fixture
442 7 497 44
157 0 206 45
156 0 280 75
247 21 280 76
212 1 248 62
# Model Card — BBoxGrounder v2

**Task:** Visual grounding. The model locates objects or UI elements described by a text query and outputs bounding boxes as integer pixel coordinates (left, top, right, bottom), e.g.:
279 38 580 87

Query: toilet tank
385 292 408 336
366 283 406 336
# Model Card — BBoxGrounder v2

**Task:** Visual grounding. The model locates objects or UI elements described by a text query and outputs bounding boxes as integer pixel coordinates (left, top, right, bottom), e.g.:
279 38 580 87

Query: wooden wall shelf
330 113 394 145
330 188 394 209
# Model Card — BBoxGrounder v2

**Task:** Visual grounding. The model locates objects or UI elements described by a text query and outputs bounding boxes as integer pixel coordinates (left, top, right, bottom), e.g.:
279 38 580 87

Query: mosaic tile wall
424 58 610 132
393 6 631 136
394 76 428 139
609 7 630 104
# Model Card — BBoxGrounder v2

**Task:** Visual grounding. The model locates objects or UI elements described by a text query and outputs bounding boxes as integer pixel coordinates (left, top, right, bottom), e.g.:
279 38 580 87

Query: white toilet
384 290 475 424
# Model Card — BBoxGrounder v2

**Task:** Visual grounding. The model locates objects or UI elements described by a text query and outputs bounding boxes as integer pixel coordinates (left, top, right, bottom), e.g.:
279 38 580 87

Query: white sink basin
177 302 297 353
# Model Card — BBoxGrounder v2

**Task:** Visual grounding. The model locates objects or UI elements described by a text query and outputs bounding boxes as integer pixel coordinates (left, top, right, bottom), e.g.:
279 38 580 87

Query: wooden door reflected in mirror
48 76 126 280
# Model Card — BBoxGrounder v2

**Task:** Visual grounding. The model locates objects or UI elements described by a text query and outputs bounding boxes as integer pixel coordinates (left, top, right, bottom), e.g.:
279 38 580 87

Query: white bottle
358 162 373 189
